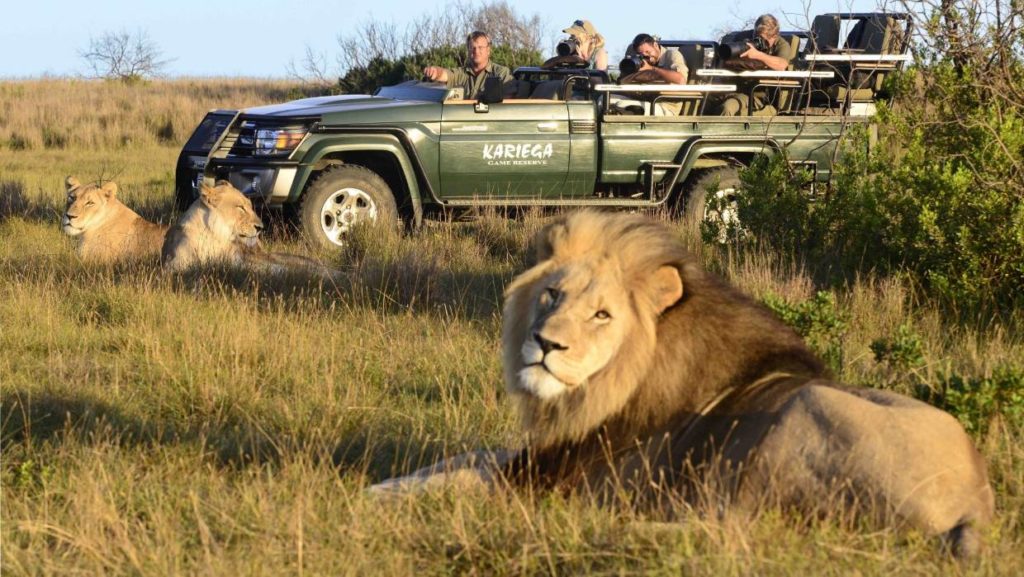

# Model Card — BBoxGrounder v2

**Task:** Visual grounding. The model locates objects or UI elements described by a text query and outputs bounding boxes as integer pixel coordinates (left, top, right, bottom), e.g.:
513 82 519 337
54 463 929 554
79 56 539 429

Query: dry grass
2 79 1022 575
0 78 304 152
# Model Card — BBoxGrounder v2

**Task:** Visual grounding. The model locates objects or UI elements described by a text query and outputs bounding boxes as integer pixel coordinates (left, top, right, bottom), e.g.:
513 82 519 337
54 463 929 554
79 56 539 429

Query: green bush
762 291 847 372
727 89 1024 308
917 366 1024 438
870 322 926 375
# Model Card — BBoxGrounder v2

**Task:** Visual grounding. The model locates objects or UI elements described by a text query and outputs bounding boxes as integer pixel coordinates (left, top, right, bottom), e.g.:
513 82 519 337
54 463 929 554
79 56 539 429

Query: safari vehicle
175 12 911 250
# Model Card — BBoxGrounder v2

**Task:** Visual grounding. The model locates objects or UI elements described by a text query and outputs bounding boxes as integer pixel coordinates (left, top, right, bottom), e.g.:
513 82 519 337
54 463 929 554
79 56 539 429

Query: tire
299 164 399 251
684 168 743 244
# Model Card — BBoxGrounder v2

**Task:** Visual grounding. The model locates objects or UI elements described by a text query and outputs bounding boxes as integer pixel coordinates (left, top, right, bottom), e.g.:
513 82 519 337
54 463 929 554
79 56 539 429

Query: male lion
162 181 339 277
375 210 995 557
62 177 168 262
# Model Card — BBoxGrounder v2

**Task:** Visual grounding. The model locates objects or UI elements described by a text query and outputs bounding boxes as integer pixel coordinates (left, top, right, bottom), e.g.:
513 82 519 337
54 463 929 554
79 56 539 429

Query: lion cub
62 177 168 262
162 181 337 276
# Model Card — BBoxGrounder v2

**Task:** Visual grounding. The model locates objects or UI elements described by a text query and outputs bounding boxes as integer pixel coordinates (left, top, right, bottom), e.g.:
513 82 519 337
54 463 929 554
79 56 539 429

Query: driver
423 31 513 100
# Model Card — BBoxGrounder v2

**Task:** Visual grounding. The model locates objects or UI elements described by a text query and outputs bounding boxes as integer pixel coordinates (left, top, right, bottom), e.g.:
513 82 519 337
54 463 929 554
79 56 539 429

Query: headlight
253 127 308 156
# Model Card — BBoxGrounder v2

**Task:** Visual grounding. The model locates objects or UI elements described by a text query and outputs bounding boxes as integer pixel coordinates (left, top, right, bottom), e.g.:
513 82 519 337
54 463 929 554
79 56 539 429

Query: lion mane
62 176 168 262
498 210 994 556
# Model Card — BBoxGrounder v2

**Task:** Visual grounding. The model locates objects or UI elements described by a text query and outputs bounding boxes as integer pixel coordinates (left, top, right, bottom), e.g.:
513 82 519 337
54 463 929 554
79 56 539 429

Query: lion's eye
545 287 560 301
237 205 246 212
594 310 611 321
85 201 94 206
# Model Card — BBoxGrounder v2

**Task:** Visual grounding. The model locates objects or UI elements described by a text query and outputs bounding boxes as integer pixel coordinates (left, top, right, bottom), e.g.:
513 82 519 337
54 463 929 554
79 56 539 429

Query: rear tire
684 168 743 244
299 164 399 251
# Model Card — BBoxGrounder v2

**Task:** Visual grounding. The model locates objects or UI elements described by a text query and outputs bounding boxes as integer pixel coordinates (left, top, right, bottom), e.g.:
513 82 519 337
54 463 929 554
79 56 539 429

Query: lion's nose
534 332 566 355
254 220 264 233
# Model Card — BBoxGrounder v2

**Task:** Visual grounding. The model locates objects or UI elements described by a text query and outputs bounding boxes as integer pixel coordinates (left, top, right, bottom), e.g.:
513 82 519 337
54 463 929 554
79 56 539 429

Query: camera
715 35 769 64
556 37 579 57
617 55 647 77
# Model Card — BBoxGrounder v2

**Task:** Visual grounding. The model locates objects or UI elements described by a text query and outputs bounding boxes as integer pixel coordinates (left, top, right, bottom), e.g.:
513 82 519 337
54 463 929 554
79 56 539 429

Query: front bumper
207 160 298 205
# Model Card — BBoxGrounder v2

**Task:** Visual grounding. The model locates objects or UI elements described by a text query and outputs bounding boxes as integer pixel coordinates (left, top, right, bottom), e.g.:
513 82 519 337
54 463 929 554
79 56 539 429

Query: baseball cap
563 19 597 38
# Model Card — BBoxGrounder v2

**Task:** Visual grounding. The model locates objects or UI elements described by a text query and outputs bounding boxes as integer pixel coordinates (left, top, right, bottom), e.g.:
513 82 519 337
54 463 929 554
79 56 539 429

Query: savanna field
1 78 1023 575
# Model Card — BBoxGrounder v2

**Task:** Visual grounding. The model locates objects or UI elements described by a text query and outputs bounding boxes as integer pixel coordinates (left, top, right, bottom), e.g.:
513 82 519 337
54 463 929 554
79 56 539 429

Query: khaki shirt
655 48 689 115
768 36 796 65
446 62 513 99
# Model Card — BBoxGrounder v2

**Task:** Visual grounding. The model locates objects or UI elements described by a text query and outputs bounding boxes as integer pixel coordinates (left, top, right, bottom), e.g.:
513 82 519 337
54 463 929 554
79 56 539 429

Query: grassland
1 78 1022 575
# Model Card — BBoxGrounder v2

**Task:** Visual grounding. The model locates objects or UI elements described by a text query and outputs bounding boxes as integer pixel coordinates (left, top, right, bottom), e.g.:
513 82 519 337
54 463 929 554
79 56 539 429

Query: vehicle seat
831 15 907 104
677 44 707 83
530 79 565 100
803 14 908 113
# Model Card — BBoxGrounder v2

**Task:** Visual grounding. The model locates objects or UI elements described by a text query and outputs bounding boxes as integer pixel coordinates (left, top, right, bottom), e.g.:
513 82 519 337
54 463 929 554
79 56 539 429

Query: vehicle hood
241 94 440 123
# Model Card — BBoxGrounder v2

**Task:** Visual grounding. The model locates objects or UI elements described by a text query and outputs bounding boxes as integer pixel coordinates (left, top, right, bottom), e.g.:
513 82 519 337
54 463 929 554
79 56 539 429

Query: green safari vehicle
174 12 911 249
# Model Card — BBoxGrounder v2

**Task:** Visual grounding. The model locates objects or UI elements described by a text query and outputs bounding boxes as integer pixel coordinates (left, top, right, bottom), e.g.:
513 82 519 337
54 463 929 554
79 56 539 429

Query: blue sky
2 0 887 78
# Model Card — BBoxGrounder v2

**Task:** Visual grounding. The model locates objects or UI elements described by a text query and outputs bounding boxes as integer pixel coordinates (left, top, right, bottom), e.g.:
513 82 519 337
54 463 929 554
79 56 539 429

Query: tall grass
0 78 303 151
2 79 1022 575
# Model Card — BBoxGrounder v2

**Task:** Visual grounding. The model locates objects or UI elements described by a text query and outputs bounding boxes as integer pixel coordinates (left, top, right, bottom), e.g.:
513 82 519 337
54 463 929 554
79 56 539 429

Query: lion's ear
200 183 220 206
648 265 683 314
100 181 118 199
65 176 81 192
530 221 567 264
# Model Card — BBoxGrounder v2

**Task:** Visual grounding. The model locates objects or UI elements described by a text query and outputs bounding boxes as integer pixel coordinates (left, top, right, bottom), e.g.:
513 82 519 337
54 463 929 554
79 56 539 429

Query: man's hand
638 55 656 71
423 66 448 82
739 40 789 71
740 42 763 59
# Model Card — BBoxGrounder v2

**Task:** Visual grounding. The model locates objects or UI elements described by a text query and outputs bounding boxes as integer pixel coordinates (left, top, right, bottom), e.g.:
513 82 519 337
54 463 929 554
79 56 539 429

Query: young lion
62 177 168 262
162 180 338 276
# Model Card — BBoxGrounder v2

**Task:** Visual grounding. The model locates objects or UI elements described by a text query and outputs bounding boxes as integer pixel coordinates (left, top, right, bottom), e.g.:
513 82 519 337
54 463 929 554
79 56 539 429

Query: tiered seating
799 13 912 114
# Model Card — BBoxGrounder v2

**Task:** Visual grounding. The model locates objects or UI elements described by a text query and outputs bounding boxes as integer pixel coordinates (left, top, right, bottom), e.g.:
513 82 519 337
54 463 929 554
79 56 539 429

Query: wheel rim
318 187 378 246
703 186 741 243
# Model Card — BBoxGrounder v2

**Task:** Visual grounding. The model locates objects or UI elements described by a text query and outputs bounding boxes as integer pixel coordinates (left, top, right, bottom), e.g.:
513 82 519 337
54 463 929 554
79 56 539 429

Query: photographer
718 14 796 115
560 19 608 71
423 31 512 99
620 34 689 115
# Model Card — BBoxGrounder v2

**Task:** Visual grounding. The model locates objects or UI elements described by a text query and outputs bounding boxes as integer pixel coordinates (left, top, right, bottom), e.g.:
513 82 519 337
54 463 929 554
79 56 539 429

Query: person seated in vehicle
423 30 513 99
617 34 689 115
716 14 796 116
561 19 608 71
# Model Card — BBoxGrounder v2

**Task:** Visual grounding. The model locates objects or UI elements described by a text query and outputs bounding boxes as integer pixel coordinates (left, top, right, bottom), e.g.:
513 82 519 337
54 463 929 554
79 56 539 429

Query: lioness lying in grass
62 176 168 262
162 181 339 277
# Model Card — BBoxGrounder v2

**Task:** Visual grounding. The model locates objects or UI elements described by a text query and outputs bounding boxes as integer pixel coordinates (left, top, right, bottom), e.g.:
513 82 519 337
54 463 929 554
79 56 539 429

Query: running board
442 197 662 207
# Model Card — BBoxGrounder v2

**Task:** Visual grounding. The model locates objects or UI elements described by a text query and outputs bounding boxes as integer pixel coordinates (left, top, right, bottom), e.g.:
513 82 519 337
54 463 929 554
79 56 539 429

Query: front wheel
299 165 399 251
684 168 744 244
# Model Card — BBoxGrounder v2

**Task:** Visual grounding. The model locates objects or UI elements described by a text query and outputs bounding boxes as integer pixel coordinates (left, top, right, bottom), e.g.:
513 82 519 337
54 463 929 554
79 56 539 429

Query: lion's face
510 259 634 400
199 181 263 245
62 177 116 236
502 213 685 446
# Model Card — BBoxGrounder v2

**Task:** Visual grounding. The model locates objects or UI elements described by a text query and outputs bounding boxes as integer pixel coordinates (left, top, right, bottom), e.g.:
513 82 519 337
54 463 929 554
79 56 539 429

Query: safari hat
563 19 598 38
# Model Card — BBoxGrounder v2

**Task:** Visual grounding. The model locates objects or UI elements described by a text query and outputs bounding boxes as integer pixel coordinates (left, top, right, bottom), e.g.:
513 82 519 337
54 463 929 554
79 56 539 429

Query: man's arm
642 48 687 83
424 66 451 83
741 40 794 71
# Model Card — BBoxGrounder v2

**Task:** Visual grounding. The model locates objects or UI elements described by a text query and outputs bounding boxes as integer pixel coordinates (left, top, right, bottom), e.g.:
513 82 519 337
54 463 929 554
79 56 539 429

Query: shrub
762 291 847 372
917 366 1024 438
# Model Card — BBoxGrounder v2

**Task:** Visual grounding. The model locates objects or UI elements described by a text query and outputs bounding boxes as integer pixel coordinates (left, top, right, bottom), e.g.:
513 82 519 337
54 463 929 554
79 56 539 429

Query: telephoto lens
556 38 579 57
